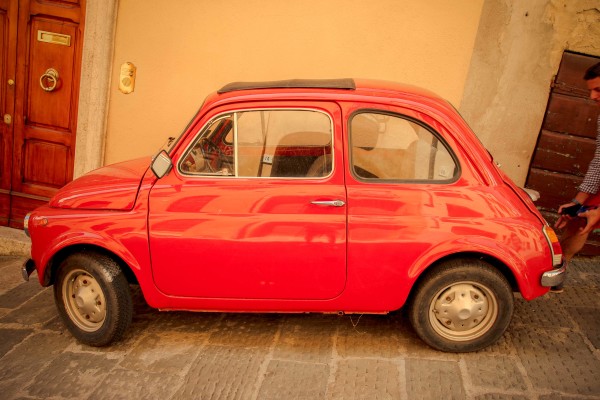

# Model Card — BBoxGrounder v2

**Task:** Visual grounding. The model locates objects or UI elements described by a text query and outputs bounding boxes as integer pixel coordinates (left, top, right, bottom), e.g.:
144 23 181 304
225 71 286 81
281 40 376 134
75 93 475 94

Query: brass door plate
37 30 71 46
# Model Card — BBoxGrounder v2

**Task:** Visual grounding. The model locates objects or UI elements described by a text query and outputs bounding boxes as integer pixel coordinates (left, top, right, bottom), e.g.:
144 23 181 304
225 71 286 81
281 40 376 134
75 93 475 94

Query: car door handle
311 200 346 207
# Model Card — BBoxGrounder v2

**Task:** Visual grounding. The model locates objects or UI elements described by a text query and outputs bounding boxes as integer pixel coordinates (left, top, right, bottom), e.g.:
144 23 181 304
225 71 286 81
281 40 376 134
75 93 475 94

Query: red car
22 79 565 352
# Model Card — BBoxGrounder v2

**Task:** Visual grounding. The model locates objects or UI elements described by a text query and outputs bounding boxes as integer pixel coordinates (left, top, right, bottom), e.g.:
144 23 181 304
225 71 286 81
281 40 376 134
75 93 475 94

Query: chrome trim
177 108 335 180
21 259 36 281
522 188 540 202
311 200 345 207
23 213 31 237
541 264 566 287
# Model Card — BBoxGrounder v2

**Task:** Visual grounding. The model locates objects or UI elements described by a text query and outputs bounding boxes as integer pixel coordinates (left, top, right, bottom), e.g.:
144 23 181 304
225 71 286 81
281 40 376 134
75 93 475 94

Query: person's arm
555 192 591 229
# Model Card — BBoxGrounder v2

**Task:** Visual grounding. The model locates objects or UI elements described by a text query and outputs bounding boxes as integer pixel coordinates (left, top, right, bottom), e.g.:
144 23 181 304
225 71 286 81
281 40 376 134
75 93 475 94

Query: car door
148 102 347 300
342 104 465 305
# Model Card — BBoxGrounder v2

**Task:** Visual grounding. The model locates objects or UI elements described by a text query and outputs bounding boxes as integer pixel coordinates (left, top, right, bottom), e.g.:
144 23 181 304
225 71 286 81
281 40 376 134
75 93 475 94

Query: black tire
53 252 133 346
408 259 513 352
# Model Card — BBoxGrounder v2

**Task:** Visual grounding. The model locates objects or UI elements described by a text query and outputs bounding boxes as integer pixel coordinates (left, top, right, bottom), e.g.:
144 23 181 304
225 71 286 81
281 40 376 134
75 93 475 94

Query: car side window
180 109 333 178
350 112 457 181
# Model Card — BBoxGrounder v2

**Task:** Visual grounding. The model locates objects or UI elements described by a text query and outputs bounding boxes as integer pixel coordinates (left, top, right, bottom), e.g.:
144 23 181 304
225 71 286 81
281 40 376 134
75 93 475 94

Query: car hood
49 157 151 210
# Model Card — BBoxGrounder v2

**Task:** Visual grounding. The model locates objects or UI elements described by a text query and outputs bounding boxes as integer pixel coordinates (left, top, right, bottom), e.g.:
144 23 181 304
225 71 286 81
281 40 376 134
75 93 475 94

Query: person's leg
560 217 589 262
553 217 590 292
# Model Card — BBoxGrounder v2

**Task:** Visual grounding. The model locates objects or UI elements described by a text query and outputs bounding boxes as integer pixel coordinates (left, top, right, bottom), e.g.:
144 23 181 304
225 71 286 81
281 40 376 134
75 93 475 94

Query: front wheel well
44 245 138 287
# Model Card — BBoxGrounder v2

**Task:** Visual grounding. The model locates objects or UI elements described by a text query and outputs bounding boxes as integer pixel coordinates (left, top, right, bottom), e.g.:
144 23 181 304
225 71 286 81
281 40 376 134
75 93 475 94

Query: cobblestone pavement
0 256 599 400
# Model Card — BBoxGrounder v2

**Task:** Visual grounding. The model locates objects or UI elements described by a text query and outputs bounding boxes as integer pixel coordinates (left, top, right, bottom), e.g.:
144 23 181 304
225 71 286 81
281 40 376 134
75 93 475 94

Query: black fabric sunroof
218 78 356 94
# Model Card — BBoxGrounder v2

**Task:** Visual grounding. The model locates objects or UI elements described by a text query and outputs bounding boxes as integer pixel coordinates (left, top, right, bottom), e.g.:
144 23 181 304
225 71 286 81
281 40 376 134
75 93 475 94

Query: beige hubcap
429 282 498 341
62 269 106 332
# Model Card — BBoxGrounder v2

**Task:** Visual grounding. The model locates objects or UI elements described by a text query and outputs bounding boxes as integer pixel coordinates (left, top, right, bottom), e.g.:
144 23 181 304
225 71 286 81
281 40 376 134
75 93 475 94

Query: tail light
542 225 563 266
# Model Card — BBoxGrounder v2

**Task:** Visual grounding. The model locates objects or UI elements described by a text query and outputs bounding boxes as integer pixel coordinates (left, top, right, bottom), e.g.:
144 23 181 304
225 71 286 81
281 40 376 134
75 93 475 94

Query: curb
0 226 31 257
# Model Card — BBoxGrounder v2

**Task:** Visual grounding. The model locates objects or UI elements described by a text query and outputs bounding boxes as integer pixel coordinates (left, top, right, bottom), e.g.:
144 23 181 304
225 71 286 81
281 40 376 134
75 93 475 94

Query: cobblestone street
0 256 599 399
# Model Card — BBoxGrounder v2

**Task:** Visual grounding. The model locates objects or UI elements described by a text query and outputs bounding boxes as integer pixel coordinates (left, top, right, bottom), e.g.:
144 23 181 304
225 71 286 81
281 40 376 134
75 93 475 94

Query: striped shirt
579 115 600 196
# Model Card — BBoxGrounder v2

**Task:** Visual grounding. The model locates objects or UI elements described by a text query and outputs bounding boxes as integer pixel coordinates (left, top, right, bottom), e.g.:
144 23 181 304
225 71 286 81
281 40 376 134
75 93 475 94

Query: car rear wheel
409 259 513 352
54 252 132 346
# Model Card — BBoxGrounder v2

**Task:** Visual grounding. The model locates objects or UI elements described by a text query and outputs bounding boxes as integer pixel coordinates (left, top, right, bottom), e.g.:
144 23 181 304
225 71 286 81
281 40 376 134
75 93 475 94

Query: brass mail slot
37 30 71 46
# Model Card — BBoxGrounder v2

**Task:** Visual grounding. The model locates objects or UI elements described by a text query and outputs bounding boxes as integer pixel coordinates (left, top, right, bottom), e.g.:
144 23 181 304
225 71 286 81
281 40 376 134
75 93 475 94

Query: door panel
4 0 85 228
0 0 17 226
149 103 347 300
27 18 76 129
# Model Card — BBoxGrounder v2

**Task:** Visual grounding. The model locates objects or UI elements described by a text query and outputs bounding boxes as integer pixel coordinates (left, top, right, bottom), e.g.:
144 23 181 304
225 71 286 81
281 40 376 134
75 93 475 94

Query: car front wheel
409 259 514 352
54 252 132 346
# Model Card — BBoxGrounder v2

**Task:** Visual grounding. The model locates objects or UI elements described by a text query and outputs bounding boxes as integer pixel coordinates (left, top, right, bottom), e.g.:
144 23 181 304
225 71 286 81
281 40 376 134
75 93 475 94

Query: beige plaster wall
459 0 600 186
103 0 484 165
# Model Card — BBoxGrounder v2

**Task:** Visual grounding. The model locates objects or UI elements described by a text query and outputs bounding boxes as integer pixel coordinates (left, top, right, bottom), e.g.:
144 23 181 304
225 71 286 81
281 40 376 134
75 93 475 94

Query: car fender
31 219 149 288
406 235 536 299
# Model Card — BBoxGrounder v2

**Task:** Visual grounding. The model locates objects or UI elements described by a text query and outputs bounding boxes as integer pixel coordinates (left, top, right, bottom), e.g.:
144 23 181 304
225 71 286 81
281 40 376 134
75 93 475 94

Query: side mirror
151 150 173 178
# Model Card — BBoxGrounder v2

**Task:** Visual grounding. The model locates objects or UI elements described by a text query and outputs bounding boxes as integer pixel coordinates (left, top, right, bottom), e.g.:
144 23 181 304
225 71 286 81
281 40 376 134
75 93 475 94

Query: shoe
550 286 564 293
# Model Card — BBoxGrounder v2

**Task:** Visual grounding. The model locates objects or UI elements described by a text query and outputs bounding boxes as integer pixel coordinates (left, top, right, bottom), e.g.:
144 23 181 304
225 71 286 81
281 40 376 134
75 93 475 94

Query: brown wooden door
526 51 600 256
0 0 85 228
0 0 18 226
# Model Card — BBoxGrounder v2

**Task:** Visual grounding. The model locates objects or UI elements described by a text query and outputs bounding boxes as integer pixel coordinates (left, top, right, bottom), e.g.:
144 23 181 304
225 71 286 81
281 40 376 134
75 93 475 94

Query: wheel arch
43 244 139 287
408 251 518 303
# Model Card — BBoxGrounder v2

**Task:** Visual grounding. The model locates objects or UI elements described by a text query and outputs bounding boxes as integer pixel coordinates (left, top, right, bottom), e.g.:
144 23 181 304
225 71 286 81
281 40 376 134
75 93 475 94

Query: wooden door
525 51 600 256
0 0 85 228
0 0 18 226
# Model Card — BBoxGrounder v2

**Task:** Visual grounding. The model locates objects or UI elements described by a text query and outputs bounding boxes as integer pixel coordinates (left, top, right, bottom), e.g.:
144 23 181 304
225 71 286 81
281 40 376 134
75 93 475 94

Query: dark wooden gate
525 51 600 256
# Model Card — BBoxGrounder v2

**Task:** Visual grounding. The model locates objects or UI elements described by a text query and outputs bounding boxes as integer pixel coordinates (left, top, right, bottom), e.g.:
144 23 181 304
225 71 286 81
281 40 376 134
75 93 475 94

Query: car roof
218 78 357 93
209 78 445 106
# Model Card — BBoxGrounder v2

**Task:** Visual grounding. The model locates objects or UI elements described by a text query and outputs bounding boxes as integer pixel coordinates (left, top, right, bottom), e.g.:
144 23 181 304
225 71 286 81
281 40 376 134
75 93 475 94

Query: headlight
24 213 31 237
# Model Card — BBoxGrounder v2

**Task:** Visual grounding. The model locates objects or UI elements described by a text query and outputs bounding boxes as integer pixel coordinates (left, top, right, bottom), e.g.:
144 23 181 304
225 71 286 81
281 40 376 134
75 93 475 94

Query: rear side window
180 109 333 178
349 112 458 182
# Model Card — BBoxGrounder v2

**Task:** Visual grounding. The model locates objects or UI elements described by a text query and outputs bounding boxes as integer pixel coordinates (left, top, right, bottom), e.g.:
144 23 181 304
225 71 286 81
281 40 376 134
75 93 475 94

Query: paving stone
0 257 28 294
538 393 589 400
173 345 265 399
511 295 575 329
149 310 224 334
405 359 465 399
25 351 119 398
88 368 183 400
119 331 205 375
336 315 405 358
42 314 68 332
512 326 600 395
548 285 600 308
472 394 529 400
0 331 73 399
0 280 45 309
64 318 149 356
273 314 337 364
569 256 600 276
258 359 329 400
0 256 24 269
0 288 56 326
0 331 72 381
208 313 281 348
464 355 527 391
328 358 402 400
0 328 32 358
400 331 461 359
566 306 600 349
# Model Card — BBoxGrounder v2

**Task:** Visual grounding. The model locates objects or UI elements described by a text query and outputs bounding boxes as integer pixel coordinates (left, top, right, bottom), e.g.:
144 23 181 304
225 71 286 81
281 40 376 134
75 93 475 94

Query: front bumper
540 262 566 287
21 259 36 282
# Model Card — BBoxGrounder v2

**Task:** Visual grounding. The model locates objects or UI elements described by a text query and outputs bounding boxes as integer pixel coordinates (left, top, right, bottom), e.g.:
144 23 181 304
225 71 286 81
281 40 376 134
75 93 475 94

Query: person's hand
555 201 577 229
578 208 600 235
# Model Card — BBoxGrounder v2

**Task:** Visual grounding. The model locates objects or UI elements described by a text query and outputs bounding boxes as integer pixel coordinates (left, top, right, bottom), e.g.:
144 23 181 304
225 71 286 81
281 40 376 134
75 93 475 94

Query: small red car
22 79 565 352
